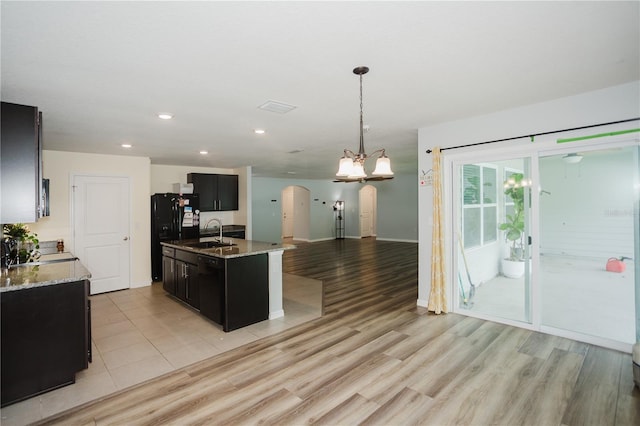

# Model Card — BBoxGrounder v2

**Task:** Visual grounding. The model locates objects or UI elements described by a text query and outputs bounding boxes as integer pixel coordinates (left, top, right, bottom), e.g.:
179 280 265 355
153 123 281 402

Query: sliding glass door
456 157 532 324
453 141 639 349
539 145 638 344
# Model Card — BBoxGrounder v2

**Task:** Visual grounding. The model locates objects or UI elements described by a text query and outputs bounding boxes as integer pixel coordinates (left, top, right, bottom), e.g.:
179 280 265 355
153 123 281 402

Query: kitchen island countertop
161 237 295 259
1 253 91 292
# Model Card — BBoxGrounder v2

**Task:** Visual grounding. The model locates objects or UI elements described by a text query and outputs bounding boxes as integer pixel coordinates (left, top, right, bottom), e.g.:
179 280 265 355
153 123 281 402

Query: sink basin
186 241 236 249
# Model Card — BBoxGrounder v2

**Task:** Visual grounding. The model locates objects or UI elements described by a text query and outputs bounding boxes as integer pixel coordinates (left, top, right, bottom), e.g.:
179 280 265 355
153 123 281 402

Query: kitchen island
1 253 92 407
161 237 295 331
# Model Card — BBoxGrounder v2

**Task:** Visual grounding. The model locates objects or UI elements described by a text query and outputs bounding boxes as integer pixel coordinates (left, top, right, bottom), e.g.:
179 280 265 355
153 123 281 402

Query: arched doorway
281 186 311 241
359 185 377 238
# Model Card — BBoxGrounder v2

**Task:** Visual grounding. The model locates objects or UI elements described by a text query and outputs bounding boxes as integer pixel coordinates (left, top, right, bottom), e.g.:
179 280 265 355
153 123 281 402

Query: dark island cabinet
166 249 199 309
162 246 176 295
162 246 268 331
176 260 199 309
0 102 44 223
187 173 238 211
1 280 91 407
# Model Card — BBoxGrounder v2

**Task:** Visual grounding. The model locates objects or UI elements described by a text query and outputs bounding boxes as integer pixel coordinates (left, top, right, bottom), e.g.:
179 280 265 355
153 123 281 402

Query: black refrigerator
151 193 200 281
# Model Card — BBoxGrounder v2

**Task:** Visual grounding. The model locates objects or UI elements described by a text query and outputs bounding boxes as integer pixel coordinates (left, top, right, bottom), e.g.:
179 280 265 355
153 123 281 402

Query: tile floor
0 273 323 425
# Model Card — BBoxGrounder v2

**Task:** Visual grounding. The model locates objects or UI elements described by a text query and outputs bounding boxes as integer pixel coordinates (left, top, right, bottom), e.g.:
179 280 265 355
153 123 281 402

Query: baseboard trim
131 280 152 289
269 309 285 320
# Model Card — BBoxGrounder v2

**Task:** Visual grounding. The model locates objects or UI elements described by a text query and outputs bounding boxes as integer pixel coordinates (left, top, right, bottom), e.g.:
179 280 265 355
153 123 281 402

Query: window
503 168 521 220
462 164 497 248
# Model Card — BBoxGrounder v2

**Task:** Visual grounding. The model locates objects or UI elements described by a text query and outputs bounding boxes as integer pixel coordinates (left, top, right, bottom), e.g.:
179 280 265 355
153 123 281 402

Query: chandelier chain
359 73 365 157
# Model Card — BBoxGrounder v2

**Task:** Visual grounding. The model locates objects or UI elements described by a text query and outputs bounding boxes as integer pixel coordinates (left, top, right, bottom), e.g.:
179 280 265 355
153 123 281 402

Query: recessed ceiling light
200 150 208 155
254 129 266 135
158 113 173 120
121 143 132 148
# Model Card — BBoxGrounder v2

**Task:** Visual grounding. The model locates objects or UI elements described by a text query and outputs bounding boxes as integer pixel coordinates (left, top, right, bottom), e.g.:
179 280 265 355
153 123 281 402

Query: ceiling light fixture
336 66 393 182
200 150 208 155
158 113 173 120
254 129 266 135
562 153 583 164
121 143 132 148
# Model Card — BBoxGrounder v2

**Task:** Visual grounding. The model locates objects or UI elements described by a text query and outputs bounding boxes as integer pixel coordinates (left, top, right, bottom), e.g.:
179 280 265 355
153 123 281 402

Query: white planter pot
501 258 525 279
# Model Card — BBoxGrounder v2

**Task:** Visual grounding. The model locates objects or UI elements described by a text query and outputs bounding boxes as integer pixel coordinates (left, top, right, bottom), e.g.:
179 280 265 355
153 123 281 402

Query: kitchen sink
9 256 79 268
186 240 237 249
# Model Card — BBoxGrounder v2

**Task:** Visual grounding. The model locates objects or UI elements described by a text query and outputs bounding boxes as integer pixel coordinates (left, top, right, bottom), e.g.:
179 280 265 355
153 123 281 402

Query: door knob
123 236 129 241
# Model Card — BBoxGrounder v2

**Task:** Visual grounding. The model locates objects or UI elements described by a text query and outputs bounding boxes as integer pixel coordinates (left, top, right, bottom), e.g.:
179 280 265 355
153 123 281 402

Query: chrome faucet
204 218 223 242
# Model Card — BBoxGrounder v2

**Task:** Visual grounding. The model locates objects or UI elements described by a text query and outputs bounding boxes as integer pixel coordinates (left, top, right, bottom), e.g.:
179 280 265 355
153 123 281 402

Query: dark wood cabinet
1 280 90 407
225 254 268 331
187 173 238 211
176 260 199 309
162 255 176 295
163 245 268 331
0 102 43 223
174 249 200 309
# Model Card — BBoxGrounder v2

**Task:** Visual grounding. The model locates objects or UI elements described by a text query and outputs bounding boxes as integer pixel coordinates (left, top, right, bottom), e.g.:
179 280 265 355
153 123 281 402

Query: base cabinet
176 260 199 309
163 246 268 331
163 248 199 309
162 255 176 294
1 280 91 407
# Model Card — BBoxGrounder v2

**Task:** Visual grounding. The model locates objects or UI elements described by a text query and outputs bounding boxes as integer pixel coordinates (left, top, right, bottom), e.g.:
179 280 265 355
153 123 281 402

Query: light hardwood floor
37 239 639 425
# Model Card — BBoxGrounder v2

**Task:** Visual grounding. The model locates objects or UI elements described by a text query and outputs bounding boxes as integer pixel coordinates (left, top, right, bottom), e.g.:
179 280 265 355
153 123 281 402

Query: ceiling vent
258 100 297 114
287 149 303 154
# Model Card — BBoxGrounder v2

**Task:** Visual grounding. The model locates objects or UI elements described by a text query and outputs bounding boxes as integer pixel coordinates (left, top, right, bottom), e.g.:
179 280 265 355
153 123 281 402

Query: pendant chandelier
335 66 393 182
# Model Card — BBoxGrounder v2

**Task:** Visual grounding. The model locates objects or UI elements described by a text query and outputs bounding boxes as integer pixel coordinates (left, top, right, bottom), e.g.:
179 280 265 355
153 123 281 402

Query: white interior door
292 186 310 241
73 175 130 295
359 185 376 237
282 186 293 238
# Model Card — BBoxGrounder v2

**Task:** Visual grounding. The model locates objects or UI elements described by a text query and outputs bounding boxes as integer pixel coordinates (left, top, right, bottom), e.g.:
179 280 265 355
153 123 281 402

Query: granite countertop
1 252 91 292
161 237 295 259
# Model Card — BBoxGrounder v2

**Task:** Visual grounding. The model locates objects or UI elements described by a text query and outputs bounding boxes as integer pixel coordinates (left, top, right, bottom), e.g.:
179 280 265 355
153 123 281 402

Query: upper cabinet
187 173 238 211
1 102 43 223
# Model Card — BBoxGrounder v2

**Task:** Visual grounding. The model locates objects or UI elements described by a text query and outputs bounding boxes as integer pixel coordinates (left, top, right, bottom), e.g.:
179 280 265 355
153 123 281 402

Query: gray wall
252 174 418 243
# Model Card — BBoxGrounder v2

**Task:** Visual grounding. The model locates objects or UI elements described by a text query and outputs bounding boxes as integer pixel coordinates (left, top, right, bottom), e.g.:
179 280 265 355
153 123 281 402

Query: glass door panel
539 145 638 344
457 158 532 323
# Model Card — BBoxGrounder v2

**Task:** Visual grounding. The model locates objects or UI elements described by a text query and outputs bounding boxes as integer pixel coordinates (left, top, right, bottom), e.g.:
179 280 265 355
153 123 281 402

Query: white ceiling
2 1 638 179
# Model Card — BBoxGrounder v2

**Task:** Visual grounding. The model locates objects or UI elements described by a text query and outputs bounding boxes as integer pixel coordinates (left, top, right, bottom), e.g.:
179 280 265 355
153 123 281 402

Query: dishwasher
197 256 224 325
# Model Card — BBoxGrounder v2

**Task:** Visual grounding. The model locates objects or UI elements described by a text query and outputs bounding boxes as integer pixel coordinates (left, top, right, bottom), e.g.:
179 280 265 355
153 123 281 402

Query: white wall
29 150 151 288
539 148 637 258
417 81 640 308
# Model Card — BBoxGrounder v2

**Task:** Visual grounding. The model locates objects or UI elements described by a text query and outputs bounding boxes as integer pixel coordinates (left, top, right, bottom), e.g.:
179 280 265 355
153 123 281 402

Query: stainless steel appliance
151 193 200 281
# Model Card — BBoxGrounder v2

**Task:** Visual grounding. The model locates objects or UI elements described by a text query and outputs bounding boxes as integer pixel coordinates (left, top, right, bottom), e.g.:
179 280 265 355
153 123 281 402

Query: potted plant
3 223 40 264
499 173 526 278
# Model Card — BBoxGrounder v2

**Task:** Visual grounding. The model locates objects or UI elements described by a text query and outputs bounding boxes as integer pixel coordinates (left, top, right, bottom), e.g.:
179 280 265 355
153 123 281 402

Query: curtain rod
425 117 639 154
